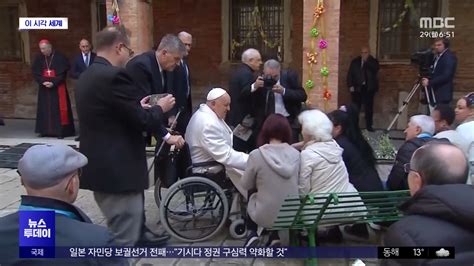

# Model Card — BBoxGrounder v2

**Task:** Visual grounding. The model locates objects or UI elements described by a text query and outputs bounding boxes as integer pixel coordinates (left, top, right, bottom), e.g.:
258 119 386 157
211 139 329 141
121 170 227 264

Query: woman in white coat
297 109 365 242
455 92 474 184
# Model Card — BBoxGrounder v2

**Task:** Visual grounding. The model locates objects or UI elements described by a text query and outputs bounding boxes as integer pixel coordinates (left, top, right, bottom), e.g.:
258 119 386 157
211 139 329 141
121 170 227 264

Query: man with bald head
71 39 96 141
228 48 263 152
32 39 75 139
71 38 96 79
170 31 193 134
186 88 249 195
384 143 474 265
347 46 379 131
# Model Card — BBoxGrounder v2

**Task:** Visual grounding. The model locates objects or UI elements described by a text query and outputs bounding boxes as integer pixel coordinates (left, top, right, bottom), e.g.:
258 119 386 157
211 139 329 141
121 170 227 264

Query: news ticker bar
19 246 455 259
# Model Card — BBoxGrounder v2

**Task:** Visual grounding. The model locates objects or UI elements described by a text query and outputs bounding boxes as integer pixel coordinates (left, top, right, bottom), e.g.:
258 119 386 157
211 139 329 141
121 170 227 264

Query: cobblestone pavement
0 119 392 265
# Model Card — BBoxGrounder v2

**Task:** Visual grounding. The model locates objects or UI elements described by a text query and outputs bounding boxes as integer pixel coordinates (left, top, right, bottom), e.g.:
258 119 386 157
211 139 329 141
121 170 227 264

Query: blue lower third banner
19 211 56 258
54 246 379 258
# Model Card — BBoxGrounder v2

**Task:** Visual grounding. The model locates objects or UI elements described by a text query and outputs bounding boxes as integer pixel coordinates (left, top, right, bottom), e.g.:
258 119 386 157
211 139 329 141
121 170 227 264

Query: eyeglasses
121 43 134 57
403 163 418 174
64 168 82 192
464 92 474 107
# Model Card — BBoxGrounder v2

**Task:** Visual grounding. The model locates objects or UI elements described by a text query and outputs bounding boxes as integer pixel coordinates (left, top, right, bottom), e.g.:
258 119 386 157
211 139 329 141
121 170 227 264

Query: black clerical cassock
31 40 75 138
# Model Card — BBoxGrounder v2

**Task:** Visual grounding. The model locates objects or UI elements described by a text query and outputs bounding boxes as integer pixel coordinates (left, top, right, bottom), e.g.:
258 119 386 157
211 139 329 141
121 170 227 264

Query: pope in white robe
185 88 249 196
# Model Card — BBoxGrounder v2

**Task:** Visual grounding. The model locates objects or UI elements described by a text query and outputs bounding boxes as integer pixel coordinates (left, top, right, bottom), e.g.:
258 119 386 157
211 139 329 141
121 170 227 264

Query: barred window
0 4 22 61
230 0 284 62
378 0 440 61
96 0 107 32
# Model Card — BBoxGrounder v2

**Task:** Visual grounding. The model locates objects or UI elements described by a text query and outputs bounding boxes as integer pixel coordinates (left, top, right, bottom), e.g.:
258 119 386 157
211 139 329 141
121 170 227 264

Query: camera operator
421 38 457 105
347 47 379 132
252 59 307 143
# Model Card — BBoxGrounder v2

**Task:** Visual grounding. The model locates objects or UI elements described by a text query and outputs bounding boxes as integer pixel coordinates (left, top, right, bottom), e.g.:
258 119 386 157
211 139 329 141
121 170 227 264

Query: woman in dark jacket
328 105 383 192
326 105 384 240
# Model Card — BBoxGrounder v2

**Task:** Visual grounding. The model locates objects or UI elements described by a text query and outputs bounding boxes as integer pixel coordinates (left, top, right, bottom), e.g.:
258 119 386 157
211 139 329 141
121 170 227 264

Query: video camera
263 75 277 89
410 48 434 78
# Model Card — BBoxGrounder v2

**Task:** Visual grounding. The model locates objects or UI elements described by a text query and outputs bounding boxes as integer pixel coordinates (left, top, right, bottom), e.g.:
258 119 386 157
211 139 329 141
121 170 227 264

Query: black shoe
244 230 260 247
265 231 281 247
135 236 169 247
367 126 375 132
343 224 370 241
136 230 170 247
317 226 343 243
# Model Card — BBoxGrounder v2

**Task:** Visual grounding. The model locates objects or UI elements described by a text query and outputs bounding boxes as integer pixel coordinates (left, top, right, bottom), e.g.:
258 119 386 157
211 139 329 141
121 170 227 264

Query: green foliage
363 131 396 161
376 133 396 160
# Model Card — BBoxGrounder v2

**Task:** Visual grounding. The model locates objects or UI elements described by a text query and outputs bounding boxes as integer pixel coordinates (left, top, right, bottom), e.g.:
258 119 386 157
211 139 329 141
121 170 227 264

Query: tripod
386 77 436 132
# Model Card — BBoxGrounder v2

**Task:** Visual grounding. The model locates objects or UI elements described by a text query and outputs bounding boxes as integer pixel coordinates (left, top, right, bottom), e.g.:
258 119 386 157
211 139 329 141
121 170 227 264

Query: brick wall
338 0 370 108
338 0 420 128
289 0 303 75
152 0 304 104
152 0 222 92
302 0 340 110
117 0 153 54
450 1 474 95
0 0 92 119
338 0 474 129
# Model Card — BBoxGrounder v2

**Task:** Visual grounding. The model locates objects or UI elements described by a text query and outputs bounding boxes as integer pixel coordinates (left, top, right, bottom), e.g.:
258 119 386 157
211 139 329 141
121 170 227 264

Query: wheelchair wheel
160 176 229 242
229 218 247 239
153 178 163 209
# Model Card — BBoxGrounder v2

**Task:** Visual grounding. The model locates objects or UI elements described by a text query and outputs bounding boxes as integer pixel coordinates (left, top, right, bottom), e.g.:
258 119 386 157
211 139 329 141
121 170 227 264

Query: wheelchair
153 143 247 243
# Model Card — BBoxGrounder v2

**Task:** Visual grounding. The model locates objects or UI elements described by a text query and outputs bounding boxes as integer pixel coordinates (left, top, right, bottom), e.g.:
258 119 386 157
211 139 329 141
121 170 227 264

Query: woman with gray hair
298 109 365 242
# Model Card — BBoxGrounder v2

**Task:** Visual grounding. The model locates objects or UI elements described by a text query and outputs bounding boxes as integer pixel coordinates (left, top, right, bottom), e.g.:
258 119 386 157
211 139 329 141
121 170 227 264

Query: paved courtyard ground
0 119 394 266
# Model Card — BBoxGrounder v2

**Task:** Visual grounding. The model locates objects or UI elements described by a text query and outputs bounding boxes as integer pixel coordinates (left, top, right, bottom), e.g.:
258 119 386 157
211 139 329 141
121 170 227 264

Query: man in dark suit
0 144 128 265
227 48 262 152
71 39 96 141
422 38 457 105
126 34 187 191
170 31 193 135
126 34 187 130
70 39 96 79
76 26 183 247
253 59 307 143
347 47 379 131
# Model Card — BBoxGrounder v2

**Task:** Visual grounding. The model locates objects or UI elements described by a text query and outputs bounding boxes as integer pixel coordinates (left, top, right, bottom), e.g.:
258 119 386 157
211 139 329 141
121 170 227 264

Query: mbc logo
419 17 455 29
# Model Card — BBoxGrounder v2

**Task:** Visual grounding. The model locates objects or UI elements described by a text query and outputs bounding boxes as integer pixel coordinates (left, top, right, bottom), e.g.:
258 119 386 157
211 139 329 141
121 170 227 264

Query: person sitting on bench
241 114 300 247
384 143 474 265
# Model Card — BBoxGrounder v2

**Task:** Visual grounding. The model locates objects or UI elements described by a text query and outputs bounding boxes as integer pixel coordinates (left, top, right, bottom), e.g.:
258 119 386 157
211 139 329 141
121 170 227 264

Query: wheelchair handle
148 108 183 175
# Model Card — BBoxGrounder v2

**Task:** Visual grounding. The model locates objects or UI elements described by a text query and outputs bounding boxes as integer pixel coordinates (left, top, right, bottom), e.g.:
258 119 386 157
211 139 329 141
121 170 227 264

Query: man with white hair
186 88 249 195
227 48 263 152
387 115 448 190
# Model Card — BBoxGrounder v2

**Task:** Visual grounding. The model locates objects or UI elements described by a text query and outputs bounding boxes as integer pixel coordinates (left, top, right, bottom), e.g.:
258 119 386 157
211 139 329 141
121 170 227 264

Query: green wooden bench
269 190 411 266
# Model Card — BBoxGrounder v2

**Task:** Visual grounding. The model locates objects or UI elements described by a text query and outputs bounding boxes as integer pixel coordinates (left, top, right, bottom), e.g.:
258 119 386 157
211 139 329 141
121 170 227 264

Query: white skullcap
207 88 227 101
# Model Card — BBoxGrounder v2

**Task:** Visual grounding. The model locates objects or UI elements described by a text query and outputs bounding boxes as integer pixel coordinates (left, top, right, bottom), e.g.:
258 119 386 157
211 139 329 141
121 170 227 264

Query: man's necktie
162 71 168 91
183 61 190 96
84 54 89 67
